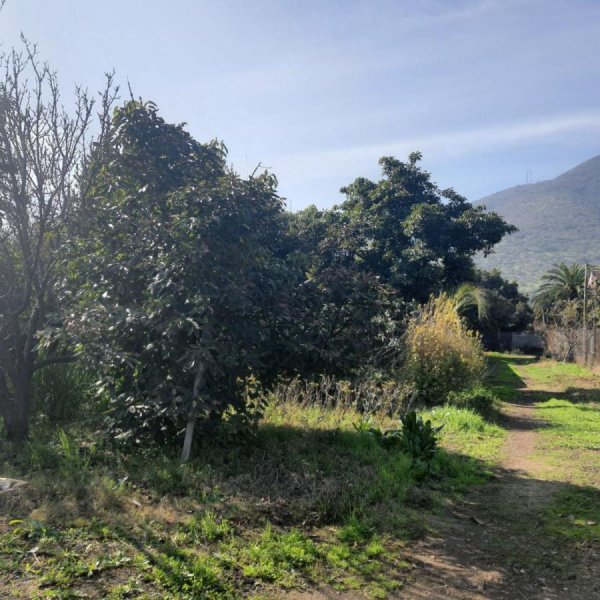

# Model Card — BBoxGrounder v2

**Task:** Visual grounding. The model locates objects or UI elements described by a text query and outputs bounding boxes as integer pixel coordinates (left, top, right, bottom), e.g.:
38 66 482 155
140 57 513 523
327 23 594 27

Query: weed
188 511 232 542
33 363 94 422
398 411 443 463
237 525 319 586
338 514 373 545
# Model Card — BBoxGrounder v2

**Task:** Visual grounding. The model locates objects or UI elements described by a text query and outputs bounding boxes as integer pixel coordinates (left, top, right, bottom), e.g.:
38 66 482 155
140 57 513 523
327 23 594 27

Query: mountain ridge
475 154 600 295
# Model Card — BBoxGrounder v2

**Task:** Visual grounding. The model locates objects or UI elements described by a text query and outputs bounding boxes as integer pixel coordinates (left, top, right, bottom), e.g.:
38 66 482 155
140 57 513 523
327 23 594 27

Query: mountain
475 155 600 295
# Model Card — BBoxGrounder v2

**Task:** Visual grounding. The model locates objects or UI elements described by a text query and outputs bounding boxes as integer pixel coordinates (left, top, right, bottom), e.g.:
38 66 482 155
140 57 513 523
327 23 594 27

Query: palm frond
453 283 490 321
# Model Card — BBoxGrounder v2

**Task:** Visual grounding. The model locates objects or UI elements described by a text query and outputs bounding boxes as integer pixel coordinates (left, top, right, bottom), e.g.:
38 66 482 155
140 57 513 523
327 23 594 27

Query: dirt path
401 380 600 599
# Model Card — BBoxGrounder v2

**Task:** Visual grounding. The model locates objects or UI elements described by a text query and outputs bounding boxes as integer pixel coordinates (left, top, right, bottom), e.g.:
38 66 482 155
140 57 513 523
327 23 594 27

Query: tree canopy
64 100 293 447
0 86 522 446
292 152 516 304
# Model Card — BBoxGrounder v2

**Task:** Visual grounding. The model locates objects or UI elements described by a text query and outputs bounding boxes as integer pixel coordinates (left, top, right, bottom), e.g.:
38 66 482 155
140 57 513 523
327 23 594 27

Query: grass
423 405 505 464
485 352 530 401
542 487 600 545
536 398 600 453
0 390 506 599
518 360 597 388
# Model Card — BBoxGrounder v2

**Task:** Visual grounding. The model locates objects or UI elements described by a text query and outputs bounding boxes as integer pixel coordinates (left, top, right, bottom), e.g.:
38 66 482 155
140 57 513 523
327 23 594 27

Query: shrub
447 386 499 417
403 294 485 405
353 410 442 465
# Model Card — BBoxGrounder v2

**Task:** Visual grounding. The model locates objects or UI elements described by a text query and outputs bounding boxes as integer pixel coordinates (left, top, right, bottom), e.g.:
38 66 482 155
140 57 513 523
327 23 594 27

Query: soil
401 375 600 599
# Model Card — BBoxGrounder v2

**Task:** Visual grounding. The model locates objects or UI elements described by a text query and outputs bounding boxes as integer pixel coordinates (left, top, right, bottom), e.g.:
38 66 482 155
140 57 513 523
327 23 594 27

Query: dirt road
402 360 600 599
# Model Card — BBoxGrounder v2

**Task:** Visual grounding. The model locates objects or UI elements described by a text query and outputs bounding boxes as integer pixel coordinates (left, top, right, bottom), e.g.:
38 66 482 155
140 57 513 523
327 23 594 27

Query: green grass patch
519 360 593 383
532 397 600 488
536 398 600 452
542 487 600 544
423 405 506 464
485 352 532 400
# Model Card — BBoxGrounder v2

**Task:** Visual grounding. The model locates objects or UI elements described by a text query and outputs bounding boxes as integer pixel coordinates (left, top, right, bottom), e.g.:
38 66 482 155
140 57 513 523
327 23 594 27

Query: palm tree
533 262 585 316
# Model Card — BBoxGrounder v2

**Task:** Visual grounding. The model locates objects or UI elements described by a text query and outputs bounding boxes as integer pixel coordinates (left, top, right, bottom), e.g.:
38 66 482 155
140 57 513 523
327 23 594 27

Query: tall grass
270 375 415 417
33 363 93 422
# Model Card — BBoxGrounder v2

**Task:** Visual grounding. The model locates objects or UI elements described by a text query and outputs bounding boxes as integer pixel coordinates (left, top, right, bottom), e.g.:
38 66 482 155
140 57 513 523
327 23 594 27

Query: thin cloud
271 110 600 182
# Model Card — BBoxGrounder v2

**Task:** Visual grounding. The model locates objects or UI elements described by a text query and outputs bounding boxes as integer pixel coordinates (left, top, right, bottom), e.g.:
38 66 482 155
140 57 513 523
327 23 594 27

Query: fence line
541 326 600 367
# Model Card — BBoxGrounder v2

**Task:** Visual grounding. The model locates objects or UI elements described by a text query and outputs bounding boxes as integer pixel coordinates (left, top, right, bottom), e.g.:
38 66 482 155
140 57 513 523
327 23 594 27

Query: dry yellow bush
404 293 485 404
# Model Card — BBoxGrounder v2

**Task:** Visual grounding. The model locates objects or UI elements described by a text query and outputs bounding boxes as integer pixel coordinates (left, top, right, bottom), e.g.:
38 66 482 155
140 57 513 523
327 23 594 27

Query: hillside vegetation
476 155 600 294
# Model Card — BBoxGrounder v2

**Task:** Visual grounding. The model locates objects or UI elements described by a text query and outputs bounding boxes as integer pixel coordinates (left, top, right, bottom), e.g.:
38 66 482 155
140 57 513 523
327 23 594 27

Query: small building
498 332 544 355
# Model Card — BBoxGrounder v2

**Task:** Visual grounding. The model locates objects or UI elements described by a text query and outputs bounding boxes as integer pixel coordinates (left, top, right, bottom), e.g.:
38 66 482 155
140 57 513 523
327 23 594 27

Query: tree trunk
4 367 32 442
181 416 196 462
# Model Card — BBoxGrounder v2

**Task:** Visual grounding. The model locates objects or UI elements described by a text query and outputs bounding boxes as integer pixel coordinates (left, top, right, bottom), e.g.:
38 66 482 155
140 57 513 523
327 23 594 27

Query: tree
65 100 292 457
459 270 533 345
0 43 114 441
321 152 516 302
281 153 516 375
533 262 585 320
283 205 407 377
453 282 490 322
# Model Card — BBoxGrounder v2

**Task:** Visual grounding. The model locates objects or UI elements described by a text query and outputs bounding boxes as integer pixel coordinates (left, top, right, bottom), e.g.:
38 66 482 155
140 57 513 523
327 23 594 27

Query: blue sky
1 0 599 209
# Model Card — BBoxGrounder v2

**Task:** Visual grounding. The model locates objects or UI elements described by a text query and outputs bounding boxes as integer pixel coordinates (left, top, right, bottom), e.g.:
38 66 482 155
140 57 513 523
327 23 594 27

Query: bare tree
0 41 116 441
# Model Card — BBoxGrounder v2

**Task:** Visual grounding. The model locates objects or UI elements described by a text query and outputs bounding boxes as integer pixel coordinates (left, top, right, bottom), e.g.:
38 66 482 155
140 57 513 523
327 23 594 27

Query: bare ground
401 377 600 599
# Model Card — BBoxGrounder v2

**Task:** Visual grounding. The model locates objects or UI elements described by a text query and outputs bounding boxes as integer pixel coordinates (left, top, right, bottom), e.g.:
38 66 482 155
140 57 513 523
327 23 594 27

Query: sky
1 0 599 210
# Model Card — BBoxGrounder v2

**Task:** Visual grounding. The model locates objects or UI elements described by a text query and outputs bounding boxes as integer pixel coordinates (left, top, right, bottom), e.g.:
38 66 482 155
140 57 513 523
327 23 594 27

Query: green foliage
354 410 442 465
533 262 585 322
282 152 515 377
461 269 533 338
239 526 319 585
398 411 443 463
64 100 294 446
353 417 403 448
335 153 516 302
338 513 373 544
188 511 232 543
447 386 500 417
27 428 92 483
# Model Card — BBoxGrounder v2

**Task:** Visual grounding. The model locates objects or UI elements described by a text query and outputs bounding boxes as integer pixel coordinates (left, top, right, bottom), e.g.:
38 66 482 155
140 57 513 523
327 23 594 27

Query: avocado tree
65 101 292 457
335 153 517 301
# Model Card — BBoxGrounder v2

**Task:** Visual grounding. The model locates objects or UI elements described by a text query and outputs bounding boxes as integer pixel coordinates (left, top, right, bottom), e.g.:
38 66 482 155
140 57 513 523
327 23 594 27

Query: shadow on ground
405 460 600 599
